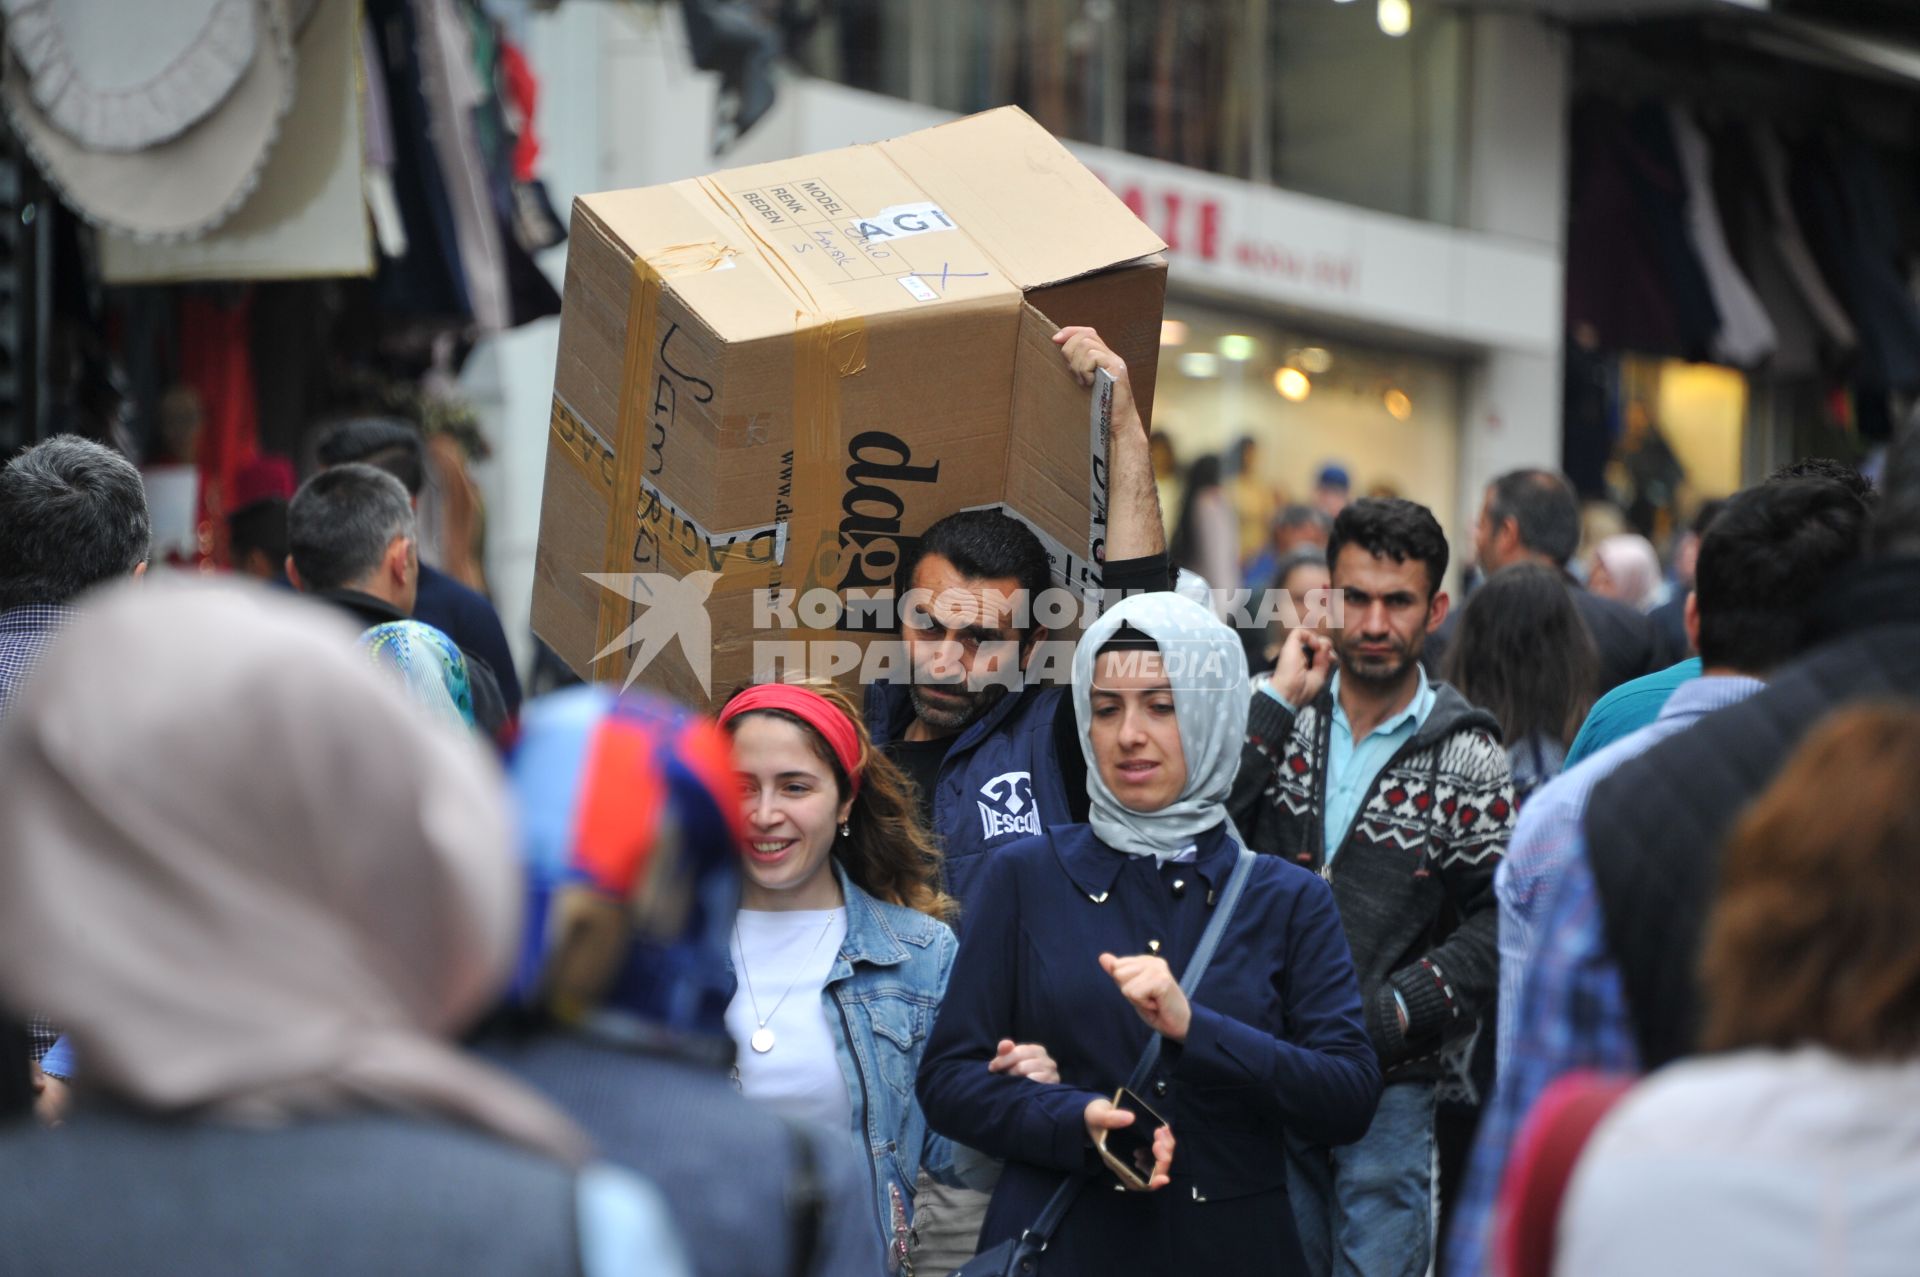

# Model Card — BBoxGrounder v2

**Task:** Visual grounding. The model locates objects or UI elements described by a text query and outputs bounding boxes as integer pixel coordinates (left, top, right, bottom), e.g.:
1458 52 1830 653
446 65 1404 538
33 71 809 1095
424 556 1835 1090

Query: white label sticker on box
898 275 938 302
849 202 957 245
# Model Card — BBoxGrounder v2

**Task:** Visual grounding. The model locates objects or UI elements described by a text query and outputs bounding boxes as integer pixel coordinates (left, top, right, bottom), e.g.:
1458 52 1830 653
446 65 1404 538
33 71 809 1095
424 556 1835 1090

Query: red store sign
1087 168 1360 296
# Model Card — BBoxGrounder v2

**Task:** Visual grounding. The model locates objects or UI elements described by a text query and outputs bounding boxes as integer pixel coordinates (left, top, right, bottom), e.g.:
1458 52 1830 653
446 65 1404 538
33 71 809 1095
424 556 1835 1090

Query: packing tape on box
591 240 864 683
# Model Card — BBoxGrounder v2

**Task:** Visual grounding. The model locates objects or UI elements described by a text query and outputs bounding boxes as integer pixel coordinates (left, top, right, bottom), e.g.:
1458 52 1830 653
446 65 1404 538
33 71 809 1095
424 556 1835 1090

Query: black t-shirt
889 735 951 831
880 552 1173 830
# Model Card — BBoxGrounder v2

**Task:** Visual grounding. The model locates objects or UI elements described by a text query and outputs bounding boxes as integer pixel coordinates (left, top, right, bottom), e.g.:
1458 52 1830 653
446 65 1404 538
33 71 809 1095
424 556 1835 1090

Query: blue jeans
1286 1079 1436 1277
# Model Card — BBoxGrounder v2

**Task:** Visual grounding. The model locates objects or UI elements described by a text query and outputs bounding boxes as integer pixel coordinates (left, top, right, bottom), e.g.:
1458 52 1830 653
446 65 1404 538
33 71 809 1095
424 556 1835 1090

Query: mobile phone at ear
1095 1087 1168 1190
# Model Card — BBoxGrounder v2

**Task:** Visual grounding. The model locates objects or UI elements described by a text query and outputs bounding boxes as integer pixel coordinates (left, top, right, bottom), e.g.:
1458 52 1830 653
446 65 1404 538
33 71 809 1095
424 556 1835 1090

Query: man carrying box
872 325 1170 1277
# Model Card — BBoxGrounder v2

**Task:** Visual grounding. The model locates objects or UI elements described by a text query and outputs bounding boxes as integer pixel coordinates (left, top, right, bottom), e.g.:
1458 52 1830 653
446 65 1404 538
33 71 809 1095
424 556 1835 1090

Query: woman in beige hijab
0 580 688 1277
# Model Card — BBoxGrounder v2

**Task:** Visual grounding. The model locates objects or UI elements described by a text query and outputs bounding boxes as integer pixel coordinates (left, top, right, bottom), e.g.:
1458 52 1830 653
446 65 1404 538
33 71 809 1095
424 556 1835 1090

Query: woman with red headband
717 680 1055 1274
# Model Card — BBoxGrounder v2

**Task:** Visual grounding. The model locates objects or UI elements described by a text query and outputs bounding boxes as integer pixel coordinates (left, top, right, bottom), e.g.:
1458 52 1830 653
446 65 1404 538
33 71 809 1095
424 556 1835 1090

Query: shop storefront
1150 303 1462 539
1559 15 1920 539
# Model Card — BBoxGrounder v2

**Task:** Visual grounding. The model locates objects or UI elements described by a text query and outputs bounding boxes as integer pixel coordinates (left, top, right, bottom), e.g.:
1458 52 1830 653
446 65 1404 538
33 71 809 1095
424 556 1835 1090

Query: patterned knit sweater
1228 683 1514 1082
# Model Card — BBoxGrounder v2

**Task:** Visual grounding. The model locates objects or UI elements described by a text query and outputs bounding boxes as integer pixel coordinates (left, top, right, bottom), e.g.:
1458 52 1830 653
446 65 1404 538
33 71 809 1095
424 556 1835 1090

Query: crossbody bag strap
1021 843 1260 1250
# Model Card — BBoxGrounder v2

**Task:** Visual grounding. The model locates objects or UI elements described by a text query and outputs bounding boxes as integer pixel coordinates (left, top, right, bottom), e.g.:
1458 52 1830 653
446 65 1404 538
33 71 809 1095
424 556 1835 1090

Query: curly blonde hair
721 679 956 923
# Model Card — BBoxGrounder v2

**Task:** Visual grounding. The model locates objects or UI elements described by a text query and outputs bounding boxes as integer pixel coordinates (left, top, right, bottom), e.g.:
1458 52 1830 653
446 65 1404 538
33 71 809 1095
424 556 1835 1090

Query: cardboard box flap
1005 301 1106 601
879 107 1166 291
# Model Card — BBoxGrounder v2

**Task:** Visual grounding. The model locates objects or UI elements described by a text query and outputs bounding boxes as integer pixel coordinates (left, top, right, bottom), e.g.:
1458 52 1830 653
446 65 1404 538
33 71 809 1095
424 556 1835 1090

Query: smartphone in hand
1094 1087 1168 1191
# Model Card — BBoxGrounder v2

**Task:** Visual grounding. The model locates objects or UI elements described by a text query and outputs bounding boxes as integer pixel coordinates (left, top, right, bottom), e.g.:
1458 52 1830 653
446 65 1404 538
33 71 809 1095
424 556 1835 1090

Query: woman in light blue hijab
918 592 1380 1276
358 620 476 733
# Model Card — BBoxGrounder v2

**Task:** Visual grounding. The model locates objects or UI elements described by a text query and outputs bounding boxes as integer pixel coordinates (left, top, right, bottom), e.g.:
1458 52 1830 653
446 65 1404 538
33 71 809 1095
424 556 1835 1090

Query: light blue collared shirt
1264 666 1436 863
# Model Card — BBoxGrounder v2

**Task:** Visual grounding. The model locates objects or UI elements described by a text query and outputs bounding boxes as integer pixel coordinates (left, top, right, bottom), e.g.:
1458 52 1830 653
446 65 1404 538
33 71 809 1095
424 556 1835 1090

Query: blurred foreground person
478 688 881 1277
1444 564 1598 804
919 593 1379 1276
1547 706 1920 1276
1446 474 1872 1277
0 582 686 1276
720 680 986 1272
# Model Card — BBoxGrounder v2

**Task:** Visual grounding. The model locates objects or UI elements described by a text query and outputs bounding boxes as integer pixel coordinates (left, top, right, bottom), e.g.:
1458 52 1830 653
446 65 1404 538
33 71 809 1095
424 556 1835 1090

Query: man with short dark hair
1231 497 1513 1277
1443 473 1874 1277
315 417 522 714
1432 467 1668 694
0 435 151 719
0 434 150 1081
286 464 508 738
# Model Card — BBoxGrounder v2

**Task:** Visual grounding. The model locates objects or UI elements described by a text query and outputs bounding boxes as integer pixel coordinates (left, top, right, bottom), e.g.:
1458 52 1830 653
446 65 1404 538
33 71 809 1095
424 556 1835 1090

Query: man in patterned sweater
1229 498 1513 1277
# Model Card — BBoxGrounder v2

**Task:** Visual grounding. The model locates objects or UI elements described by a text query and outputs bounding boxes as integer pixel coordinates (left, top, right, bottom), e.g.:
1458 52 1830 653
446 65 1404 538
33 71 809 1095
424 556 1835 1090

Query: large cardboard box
533 107 1168 706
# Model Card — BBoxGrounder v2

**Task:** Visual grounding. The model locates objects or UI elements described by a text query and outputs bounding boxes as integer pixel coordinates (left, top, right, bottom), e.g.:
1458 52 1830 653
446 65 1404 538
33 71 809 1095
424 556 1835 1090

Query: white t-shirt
727 907 852 1135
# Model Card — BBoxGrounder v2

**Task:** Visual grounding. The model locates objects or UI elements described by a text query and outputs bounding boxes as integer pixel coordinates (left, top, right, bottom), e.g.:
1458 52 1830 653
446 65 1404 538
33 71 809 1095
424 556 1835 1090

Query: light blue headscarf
359 620 477 733
1072 591 1250 860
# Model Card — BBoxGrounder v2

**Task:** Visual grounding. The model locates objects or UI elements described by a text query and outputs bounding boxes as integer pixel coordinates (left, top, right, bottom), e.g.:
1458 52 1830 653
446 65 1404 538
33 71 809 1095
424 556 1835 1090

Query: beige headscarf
0 579 585 1163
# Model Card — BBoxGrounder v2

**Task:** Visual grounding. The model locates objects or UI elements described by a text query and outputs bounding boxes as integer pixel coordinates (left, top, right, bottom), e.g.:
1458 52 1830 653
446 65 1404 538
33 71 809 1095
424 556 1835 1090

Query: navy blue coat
916 821 1380 1275
864 679 1072 917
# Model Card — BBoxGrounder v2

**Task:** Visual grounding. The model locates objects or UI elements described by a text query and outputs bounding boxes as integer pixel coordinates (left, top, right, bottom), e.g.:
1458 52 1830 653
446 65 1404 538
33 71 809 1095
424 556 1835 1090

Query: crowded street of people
3 1 1919 1275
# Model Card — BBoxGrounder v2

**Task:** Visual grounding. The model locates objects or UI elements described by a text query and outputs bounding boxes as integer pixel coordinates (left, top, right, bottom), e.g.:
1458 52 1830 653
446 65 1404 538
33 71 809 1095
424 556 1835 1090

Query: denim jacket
731 863 959 1274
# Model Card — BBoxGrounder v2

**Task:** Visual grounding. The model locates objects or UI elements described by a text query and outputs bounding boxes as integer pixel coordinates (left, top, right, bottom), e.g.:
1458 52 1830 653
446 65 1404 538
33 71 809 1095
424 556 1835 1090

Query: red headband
717 684 864 798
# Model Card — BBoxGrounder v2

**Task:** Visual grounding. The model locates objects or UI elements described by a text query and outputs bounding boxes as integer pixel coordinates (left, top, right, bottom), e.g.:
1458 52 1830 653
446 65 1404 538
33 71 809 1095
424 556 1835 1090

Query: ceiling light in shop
1275 368 1312 402
1297 347 1333 374
1218 334 1256 362
1378 0 1411 37
1384 388 1413 420
1160 319 1188 348
1180 352 1220 379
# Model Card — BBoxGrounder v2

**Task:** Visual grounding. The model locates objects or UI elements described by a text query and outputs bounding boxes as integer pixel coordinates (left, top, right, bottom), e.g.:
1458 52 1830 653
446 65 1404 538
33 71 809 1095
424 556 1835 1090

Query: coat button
1153 1079 1168 1097
1171 878 1187 898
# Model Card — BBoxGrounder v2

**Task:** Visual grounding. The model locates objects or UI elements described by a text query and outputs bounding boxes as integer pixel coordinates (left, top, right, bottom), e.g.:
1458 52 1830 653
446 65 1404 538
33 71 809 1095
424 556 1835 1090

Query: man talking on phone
1230 498 1514 1277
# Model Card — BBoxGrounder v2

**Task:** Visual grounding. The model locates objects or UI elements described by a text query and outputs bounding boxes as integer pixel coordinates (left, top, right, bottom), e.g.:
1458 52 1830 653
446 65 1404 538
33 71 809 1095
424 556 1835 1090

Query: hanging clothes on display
1750 128 1858 361
368 0 473 323
0 0 296 243
178 291 262 568
1566 99 1709 358
413 0 510 334
99 0 372 283
1712 125 1834 379
1668 104 1775 369
1791 134 1920 437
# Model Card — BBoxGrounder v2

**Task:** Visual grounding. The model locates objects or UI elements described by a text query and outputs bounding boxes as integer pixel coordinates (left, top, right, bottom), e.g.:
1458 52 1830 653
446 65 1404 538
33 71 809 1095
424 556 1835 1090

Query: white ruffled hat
1 0 296 241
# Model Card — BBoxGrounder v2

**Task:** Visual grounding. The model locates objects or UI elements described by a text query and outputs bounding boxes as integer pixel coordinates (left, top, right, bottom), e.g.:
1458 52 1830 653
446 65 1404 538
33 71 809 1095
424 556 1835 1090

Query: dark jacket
0 1110 639 1275
1229 684 1513 1080
416 563 522 715
917 821 1379 1276
1583 558 1920 1070
318 588 511 741
480 1032 883 1277
865 679 1073 921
